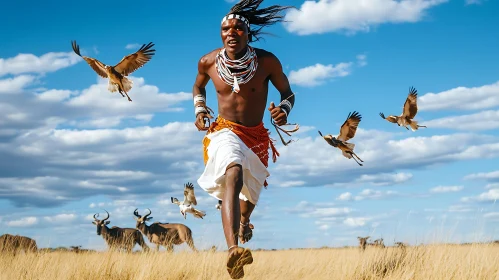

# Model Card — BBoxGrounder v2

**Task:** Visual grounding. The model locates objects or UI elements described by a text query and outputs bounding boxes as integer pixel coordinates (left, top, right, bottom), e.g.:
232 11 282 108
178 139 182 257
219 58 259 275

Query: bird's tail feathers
344 142 355 150
108 81 119 92
409 120 419 131
122 76 133 92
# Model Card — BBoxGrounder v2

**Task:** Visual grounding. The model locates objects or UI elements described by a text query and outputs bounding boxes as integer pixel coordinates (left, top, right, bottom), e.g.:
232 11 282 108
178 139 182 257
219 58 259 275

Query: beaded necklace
215 45 258 93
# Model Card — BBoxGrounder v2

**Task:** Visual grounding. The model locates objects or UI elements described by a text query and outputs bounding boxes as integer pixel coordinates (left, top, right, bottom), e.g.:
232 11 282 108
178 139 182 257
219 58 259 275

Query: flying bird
379 86 427 131
171 182 206 219
318 111 364 166
71 40 155 102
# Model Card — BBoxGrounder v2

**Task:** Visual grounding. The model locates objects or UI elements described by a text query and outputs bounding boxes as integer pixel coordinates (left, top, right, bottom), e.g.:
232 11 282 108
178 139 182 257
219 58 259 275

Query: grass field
1 244 498 280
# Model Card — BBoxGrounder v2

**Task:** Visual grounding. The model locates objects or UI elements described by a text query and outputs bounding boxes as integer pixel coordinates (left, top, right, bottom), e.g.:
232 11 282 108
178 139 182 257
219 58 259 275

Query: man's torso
202 47 275 127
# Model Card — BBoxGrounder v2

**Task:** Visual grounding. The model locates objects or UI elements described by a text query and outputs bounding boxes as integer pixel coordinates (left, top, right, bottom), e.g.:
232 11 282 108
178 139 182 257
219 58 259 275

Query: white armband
195 105 208 117
193 94 206 106
279 99 292 117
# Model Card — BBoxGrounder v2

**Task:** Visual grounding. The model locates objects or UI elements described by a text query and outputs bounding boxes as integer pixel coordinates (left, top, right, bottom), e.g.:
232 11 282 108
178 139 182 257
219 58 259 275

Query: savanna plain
1 243 498 280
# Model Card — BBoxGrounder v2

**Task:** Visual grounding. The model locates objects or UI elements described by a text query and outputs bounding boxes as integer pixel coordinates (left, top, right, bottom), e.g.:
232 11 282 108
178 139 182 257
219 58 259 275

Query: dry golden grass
1 244 498 280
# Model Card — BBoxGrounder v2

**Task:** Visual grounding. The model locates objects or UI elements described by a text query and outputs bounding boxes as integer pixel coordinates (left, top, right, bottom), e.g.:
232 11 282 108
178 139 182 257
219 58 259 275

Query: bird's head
318 130 324 137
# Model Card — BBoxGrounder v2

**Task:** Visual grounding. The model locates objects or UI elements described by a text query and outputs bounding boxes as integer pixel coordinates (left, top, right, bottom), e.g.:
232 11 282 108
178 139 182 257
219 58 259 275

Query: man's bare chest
207 63 270 93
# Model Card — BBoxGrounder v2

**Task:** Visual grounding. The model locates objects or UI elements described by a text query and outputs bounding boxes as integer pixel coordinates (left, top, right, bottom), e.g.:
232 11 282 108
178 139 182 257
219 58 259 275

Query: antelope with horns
0 233 37 255
133 208 197 252
92 210 149 253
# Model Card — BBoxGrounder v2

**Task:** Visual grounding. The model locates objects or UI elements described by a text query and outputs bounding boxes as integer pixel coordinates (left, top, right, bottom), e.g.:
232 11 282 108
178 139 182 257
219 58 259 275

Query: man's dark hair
226 0 295 42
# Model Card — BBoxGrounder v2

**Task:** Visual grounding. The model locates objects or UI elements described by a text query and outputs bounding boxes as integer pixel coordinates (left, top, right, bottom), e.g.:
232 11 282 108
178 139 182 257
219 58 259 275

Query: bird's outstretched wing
183 182 197 205
337 111 362 142
402 86 418 119
171 197 181 205
379 112 398 123
113 42 155 76
71 40 108 78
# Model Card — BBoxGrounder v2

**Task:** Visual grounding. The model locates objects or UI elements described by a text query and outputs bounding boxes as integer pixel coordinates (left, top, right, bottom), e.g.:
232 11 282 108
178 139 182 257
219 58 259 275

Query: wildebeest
133 208 197 252
0 233 37 255
92 210 149 253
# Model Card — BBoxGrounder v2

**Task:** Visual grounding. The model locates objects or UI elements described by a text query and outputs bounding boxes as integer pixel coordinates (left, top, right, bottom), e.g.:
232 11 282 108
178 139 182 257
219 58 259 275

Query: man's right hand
195 113 212 131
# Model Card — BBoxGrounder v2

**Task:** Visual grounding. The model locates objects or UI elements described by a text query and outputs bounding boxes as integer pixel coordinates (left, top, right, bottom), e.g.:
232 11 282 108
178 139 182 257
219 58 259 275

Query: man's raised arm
193 56 213 131
268 53 295 126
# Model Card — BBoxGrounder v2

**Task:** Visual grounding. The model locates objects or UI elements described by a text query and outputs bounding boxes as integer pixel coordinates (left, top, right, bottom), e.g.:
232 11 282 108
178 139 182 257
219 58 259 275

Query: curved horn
93 213 99 220
102 210 110 221
133 208 141 218
144 208 152 219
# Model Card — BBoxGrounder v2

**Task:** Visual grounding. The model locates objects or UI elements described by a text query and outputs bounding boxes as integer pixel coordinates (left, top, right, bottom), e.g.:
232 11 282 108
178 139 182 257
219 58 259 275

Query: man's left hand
268 101 287 126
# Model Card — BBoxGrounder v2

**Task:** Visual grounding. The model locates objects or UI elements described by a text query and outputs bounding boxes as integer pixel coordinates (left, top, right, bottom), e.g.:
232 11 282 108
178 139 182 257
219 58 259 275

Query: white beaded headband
221 14 250 28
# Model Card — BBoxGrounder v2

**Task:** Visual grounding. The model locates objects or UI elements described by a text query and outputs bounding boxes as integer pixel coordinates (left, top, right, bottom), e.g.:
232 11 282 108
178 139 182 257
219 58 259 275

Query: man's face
221 18 249 54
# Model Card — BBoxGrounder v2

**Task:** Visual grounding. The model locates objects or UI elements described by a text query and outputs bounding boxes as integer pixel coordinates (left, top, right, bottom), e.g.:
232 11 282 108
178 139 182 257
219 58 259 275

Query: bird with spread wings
71 40 155 102
171 182 206 219
379 86 427 131
318 111 364 166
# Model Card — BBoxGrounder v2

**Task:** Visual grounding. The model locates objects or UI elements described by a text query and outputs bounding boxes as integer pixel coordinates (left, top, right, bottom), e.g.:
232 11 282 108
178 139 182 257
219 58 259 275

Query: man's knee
225 163 243 189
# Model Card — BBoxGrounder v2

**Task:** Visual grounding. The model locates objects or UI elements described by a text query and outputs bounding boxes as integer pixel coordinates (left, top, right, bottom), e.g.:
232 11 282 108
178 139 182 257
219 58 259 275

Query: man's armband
195 105 208 117
279 99 292 117
194 94 207 117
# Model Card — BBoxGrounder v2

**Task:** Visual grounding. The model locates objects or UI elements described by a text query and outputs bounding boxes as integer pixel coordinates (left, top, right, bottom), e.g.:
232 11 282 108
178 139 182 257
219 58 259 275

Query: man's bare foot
239 222 254 244
226 246 253 279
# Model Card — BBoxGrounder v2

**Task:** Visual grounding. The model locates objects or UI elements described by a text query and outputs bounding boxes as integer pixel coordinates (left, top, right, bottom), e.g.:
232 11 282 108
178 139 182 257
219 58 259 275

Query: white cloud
36 89 76 102
354 189 399 200
356 54 367 67
484 212 499 219
422 110 499 131
464 170 499 182
66 76 191 117
337 192 353 201
337 189 398 201
43 213 77 223
430 186 464 193
283 0 448 35
336 172 413 187
461 189 499 203
465 0 487 5
125 43 141 50
419 81 499 111
0 75 36 94
343 217 370 227
6 216 38 227
268 129 499 188
288 62 352 87
0 51 81 77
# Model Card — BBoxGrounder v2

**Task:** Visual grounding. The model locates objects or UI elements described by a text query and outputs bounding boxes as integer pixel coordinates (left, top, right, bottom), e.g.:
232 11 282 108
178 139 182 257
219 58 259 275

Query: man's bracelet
279 99 292 117
195 105 208 117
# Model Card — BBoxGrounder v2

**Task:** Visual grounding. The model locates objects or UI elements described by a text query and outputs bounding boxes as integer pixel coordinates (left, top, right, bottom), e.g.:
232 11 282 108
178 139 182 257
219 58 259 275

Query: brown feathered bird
171 182 206 219
71 40 155 102
379 86 427 131
318 111 364 166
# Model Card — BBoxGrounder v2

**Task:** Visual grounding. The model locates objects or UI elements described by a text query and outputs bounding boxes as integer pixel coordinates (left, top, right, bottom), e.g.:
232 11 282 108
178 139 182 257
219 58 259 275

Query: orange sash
202 116 279 187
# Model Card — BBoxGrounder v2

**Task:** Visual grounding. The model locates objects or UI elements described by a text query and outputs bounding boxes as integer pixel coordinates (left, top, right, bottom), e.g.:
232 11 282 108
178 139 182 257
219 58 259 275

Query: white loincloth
197 128 270 205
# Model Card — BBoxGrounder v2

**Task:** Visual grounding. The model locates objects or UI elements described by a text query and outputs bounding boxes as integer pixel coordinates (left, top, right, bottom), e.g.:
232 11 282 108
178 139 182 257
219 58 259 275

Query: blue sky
1 0 499 251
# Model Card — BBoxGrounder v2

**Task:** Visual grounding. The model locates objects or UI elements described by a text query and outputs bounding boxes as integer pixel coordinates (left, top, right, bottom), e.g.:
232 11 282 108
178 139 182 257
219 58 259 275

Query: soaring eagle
71 40 155 102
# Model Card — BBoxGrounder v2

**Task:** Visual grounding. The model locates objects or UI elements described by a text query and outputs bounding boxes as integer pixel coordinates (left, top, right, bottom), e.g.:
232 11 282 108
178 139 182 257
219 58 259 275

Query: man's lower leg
222 164 243 251
239 200 255 244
